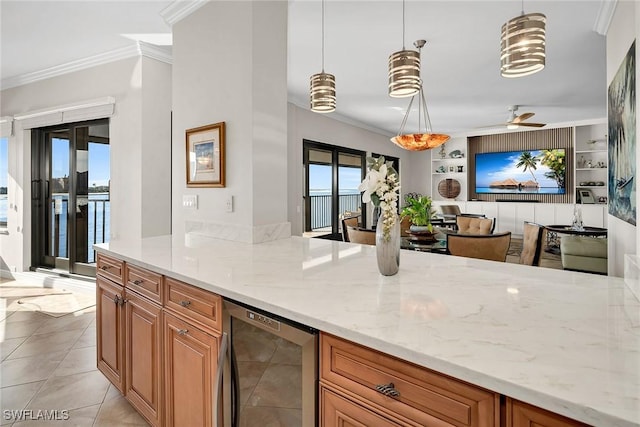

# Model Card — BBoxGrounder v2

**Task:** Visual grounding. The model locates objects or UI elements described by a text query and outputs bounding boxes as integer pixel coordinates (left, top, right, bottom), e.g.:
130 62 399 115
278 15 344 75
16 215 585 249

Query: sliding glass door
303 140 366 240
32 119 110 277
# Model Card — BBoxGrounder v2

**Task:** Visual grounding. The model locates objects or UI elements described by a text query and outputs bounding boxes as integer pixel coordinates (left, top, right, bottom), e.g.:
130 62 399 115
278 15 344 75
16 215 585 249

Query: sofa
560 235 608 275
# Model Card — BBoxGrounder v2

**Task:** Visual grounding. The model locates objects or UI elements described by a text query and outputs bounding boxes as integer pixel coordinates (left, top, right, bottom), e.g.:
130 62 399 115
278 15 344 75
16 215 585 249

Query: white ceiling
1 0 609 136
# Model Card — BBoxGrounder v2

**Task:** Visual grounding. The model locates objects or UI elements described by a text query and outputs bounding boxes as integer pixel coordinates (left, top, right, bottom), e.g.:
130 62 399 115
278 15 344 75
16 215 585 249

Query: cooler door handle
213 332 228 427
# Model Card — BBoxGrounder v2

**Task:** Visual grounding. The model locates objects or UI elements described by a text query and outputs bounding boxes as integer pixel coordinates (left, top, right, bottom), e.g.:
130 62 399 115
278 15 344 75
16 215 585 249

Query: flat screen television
475 149 566 195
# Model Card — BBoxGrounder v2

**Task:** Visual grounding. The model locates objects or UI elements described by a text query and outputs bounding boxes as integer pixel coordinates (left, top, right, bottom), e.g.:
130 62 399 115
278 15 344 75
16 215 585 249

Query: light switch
226 195 233 213
183 194 198 209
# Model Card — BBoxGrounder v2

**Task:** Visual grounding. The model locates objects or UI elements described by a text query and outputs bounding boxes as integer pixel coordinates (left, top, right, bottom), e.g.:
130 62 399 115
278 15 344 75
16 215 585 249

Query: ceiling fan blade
515 122 546 128
512 112 535 123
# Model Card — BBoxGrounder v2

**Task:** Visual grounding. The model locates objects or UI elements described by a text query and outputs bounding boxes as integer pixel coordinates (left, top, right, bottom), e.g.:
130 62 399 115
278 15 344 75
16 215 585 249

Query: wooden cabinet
96 275 125 393
506 399 588 427
125 290 163 426
96 252 223 427
163 312 219 427
320 333 499 427
321 386 410 427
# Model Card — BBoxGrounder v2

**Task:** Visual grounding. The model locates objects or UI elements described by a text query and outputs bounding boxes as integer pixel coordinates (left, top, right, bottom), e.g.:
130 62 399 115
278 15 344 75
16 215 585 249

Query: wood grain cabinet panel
321 386 411 427
96 275 125 393
164 311 219 427
321 333 498 427
125 264 163 304
97 253 124 285
506 399 588 427
164 277 222 334
125 290 163 426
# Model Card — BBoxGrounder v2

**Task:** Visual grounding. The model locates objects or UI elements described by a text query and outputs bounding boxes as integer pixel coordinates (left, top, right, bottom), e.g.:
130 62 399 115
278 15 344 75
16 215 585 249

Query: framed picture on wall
186 122 226 187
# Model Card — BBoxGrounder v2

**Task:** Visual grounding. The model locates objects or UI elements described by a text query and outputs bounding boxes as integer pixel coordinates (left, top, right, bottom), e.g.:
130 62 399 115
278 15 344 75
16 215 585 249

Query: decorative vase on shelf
376 212 400 276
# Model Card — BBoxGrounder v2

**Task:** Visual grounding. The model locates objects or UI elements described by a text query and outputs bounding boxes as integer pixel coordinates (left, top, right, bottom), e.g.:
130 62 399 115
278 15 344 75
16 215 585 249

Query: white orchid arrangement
358 156 400 242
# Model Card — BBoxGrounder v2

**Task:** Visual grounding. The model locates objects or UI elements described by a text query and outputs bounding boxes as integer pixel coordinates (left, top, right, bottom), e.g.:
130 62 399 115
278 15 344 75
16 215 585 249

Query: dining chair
456 215 495 234
345 226 376 245
447 231 512 262
520 221 545 266
341 216 360 242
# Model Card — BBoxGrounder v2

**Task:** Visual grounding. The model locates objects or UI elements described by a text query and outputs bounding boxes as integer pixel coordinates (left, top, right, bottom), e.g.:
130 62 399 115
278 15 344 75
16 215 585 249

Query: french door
303 140 366 240
31 119 110 277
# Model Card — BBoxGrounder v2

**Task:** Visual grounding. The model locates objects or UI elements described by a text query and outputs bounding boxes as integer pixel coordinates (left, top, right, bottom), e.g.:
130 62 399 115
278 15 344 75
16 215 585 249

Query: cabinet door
321 387 411 427
97 275 125 392
164 312 219 427
507 399 587 427
125 291 163 426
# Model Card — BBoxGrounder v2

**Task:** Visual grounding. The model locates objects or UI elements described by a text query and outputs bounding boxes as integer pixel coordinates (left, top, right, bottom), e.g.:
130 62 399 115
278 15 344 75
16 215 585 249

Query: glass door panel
303 141 365 240
46 135 70 270
34 120 109 277
306 148 333 237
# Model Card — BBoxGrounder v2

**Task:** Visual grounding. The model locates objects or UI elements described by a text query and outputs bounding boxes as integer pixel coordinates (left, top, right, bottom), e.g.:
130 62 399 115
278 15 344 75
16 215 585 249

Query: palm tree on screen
516 151 539 185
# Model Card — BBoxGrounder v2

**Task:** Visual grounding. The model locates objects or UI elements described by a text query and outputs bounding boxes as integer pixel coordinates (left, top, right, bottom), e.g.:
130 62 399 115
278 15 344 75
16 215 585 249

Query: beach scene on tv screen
475 149 566 194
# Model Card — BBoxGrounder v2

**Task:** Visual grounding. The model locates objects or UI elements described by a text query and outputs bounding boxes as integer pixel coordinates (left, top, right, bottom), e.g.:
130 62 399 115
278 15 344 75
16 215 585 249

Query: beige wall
0 57 172 272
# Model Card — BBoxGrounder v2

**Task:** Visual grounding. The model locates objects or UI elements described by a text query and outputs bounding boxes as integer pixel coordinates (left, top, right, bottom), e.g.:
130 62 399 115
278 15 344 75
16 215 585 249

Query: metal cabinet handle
213 332 228 427
375 382 400 399
132 279 143 285
177 329 188 336
119 298 128 307
101 265 110 270
113 295 120 305
180 300 191 307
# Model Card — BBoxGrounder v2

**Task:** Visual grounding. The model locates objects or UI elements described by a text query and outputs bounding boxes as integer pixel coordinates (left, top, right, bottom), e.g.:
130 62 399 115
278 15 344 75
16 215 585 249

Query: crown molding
593 0 618 36
160 0 209 26
1 42 172 91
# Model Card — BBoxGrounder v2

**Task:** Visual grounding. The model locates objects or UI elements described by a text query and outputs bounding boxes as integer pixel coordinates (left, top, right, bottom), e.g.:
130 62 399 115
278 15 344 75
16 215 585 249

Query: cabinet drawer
506 399 588 427
164 277 222 333
321 334 498 427
321 386 411 427
97 253 124 285
125 264 163 304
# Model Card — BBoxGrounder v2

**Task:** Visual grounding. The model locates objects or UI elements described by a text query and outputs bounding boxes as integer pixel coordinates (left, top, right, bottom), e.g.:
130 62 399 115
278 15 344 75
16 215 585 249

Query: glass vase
376 211 400 276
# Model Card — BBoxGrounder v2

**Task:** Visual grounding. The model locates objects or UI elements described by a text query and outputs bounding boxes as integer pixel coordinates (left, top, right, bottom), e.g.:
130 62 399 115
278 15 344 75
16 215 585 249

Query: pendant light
310 0 335 113
390 40 450 151
500 0 546 78
388 0 420 98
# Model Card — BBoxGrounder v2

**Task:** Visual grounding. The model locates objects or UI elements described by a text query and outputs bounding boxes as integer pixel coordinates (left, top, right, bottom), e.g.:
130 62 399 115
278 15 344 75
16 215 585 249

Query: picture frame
579 189 595 204
186 122 225 187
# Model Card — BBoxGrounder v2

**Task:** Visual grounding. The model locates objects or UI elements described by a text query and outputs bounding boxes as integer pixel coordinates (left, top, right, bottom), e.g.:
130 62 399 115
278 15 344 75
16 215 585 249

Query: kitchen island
94 234 640 427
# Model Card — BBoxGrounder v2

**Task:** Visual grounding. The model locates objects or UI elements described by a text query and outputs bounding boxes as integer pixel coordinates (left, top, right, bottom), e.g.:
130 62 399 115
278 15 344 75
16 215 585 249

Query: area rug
13 292 96 317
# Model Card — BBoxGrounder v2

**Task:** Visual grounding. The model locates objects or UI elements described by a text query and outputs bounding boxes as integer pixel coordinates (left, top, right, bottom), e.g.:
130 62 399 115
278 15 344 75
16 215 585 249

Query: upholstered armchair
560 236 608 274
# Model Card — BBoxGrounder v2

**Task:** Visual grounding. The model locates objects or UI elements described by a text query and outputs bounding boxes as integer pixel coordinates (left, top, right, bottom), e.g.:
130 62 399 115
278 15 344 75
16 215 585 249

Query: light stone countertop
95 234 640 427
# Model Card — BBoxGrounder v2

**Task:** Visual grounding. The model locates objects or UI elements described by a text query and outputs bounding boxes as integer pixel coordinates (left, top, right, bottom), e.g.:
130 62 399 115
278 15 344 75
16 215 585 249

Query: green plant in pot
401 193 435 234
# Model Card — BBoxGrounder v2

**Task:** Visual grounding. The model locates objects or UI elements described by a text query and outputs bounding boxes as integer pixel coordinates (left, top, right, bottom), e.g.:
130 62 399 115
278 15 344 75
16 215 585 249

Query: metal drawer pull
177 329 188 336
375 383 400 398
113 295 120 305
101 265 110 270
119 298 128 306
132 279 143 285
180 300 191 307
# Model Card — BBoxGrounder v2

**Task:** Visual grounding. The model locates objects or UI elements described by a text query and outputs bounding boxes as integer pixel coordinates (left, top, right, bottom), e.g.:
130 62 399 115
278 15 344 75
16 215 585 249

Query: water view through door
32 120 110 277
303 141 365 239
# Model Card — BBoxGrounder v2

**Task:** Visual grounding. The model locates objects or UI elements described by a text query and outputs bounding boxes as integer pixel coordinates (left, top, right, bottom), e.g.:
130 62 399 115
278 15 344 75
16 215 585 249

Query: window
0 137 7 229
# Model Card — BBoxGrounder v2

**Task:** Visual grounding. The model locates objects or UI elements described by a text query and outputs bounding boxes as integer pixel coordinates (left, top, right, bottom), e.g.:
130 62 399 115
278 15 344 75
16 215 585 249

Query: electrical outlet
226 195 233 213
183 195 198 209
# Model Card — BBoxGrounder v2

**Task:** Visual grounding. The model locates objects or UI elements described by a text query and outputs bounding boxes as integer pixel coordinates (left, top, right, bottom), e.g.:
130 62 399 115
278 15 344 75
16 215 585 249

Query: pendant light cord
402 0 406 49
321 0 325 72
521 0 525 15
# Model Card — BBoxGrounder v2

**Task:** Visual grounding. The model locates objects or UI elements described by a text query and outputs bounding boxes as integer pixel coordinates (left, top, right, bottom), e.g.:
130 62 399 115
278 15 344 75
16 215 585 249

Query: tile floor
0 276 149 426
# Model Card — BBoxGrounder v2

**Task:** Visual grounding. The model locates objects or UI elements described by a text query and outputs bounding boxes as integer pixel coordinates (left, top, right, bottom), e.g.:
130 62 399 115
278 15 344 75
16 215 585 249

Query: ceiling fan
483 105 546 129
